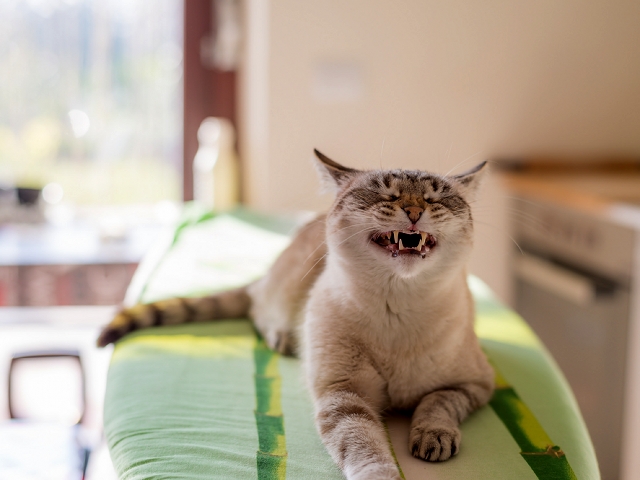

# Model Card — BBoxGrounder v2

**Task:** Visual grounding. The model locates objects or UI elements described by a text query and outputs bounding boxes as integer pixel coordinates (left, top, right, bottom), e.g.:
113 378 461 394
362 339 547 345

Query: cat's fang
421 232 427 245
393 231 399 243
399 239 405 250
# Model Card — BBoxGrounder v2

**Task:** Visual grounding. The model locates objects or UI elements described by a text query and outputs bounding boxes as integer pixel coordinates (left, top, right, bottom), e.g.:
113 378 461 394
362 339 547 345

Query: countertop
500 170 640 231
0 222 168 266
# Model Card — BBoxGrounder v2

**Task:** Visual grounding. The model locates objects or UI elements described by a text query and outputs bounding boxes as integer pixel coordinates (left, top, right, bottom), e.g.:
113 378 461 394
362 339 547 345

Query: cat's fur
98 150 494 480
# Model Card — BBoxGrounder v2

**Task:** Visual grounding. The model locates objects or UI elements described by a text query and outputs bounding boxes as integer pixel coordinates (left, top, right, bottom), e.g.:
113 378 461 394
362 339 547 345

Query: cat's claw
409 425 461 462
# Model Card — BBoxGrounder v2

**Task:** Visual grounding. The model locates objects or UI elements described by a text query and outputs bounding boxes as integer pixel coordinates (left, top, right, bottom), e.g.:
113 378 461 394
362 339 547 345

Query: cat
98 150 495 480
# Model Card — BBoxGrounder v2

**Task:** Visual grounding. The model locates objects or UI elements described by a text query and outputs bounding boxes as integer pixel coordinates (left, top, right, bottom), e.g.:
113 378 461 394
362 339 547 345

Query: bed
103 206 599 479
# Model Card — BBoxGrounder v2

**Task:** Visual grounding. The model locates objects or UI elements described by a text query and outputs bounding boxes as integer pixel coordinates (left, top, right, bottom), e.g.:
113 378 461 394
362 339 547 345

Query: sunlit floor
0 306 117 480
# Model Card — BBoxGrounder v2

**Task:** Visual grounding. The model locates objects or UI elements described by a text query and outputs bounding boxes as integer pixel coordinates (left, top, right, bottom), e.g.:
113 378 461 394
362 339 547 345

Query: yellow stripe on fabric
111 334 254 363
489 364 578 480
493 369 553 451
475 309 541 348
384 422 405 480
254 337 287 479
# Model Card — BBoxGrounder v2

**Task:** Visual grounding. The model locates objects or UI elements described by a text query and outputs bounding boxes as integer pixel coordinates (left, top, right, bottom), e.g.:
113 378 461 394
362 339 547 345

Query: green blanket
104 208 599 479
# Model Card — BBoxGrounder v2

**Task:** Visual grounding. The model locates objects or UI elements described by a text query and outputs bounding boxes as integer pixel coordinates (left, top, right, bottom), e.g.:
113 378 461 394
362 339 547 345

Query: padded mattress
103 208 599 479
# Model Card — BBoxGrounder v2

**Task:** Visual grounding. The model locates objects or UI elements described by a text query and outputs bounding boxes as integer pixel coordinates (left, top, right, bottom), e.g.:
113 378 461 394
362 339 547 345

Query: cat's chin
389 255 433 279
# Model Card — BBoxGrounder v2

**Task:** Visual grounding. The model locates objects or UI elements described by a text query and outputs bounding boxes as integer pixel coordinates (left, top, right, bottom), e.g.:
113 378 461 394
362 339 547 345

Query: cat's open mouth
371 230 437 258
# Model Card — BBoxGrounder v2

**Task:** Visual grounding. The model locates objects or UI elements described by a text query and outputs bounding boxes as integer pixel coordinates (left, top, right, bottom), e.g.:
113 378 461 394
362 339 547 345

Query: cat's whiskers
473 195 553 226
469 192 557 233
473 219 523 255
333 222 378 233
302 222 377 264
300 226 378 282
502 211 549 230
336 226 379 246
300 252 329 282
472 206 550 231
443 151 482 177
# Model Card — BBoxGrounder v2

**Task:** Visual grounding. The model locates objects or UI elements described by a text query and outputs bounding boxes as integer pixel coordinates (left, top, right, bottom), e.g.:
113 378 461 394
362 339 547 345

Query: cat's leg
246 216 327 356
314 371 401 480
409 382 493 461
256 321 295 355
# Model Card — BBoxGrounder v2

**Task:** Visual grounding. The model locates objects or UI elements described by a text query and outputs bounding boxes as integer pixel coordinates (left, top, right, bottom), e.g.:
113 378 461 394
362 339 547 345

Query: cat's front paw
348 463 401 480
410 425 461 462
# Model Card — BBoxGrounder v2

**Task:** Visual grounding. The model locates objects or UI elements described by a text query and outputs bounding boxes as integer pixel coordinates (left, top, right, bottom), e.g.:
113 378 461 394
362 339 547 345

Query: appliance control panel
511 196 634 282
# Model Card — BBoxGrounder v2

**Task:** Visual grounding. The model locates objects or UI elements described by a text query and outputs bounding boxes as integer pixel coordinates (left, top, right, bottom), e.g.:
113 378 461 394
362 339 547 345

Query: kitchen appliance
509 170 640 480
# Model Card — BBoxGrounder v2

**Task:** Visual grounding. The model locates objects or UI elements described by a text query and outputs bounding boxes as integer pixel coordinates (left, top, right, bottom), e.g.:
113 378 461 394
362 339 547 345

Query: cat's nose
404 206 423 223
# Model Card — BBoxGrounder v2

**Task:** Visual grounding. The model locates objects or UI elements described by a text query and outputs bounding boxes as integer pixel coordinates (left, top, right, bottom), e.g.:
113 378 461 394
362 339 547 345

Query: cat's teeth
421 232 427 245
393 231 399 243
399 239 405 250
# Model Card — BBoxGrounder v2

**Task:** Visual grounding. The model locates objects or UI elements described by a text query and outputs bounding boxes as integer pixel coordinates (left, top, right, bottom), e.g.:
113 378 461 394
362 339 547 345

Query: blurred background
1 0 640 479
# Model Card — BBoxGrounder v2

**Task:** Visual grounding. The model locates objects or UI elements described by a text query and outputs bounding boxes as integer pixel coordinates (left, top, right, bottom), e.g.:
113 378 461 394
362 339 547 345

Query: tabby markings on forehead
368 178 383 189
407 176 423 187
376 211 395 218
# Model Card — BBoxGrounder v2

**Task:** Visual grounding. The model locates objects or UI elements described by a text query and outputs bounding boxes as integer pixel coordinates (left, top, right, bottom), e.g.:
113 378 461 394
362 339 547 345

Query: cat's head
315 149 486 279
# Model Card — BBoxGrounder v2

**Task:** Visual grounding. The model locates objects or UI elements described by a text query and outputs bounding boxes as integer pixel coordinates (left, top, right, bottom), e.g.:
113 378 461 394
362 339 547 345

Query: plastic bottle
193 117 240 212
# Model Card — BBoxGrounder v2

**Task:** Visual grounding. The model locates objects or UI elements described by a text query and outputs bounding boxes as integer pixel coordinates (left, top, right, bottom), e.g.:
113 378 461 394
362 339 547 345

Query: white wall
239 0 640 302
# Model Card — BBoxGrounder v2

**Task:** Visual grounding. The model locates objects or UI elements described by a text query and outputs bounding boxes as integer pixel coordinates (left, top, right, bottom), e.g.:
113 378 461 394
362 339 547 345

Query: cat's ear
313 149 360 191
449 161 488 201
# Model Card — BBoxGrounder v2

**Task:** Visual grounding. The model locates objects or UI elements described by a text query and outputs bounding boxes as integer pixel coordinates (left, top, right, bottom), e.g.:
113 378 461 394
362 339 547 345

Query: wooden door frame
183 0 237 201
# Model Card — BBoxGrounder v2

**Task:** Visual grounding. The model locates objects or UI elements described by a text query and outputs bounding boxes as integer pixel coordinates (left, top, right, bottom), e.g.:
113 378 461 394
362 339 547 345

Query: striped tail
96 287 251 347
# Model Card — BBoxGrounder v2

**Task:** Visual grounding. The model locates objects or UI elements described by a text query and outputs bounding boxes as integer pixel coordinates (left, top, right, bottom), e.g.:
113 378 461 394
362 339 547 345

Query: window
0 0 183 205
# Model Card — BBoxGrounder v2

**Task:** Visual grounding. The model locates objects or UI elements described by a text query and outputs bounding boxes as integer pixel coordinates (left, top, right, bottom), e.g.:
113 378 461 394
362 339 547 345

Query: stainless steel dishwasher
511 195 638 480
